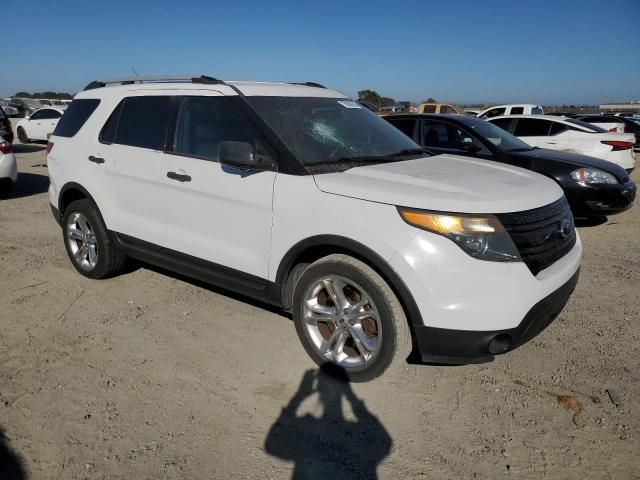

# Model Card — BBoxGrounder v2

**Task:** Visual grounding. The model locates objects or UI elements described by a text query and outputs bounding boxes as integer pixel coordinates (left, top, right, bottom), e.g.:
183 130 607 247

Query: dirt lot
0 140 639 479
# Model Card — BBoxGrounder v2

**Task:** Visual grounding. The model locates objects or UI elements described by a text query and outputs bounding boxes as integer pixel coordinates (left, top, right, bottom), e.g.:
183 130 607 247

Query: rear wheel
62 199 126 279
292 254 412 382
17 127 29 144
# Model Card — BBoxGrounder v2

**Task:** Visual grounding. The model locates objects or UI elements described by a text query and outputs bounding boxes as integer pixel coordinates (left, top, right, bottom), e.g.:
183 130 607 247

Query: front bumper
412 269 580 364
566 180 636 217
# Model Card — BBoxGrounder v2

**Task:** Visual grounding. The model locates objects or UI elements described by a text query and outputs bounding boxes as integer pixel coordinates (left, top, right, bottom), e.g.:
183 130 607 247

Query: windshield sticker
337 101 362 109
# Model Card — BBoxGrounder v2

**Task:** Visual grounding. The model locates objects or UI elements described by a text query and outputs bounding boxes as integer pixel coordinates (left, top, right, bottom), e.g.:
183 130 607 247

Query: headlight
397 208 521 262
571 168 618 185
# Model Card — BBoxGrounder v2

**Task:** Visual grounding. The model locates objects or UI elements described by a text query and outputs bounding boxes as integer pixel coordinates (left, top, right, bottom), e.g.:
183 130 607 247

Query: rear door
36 109 63 139
92 94 171 246
160 93 276 278
26 110 50 140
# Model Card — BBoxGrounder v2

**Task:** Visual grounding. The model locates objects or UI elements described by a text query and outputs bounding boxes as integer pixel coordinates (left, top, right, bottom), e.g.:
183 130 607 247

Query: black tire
62 199 126 279
292 254 412 382
17 127 29 144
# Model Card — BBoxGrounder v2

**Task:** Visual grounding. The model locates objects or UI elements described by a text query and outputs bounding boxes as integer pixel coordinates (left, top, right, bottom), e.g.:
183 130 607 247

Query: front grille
496 197 576 276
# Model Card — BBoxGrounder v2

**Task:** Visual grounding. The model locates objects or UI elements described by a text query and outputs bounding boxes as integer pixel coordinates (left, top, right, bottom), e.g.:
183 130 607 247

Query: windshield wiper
334 148 428 163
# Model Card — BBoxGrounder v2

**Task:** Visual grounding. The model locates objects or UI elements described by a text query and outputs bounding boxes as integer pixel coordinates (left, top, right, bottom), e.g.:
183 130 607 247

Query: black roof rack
83 75 224 91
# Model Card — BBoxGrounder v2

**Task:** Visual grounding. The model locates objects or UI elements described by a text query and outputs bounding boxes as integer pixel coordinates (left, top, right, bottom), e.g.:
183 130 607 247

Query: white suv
47 76 582 381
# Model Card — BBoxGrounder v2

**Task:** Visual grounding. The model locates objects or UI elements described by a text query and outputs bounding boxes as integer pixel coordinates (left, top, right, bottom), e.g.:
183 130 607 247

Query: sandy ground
0 137 639 479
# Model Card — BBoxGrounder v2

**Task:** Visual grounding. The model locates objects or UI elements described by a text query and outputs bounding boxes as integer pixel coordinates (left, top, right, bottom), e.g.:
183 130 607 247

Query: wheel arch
274 235 424 327
58 182 100 222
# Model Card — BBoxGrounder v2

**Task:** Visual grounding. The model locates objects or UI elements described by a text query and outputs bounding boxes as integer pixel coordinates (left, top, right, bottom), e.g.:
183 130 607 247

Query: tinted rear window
386 118 417 138
53 99 100 137
100 96 171 150
510 107 524 114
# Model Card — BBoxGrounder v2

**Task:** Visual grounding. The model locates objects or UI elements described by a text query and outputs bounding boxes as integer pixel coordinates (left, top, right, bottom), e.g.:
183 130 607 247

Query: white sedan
16 107 65 143
0 136 18 190
488 114 636 171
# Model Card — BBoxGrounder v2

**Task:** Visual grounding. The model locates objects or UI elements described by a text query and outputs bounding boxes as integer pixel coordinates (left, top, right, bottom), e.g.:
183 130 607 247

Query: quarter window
549 122 568 135
440 105 457 114
54 99 100 138
173 96 257 161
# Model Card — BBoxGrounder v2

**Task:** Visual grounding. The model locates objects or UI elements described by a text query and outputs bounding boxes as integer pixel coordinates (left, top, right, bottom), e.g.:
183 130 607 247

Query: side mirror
24 115 30 120
464 143 481 154
219 141 273 170
219 141 258 168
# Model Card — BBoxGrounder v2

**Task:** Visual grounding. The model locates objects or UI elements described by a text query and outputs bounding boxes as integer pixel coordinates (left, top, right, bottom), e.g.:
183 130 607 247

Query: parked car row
487 115 636 171
45 76 586 382
385 114 635 218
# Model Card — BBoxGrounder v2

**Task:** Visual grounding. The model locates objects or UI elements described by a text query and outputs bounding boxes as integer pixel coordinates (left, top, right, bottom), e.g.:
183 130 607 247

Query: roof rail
289 82 326 89
83 75 223 91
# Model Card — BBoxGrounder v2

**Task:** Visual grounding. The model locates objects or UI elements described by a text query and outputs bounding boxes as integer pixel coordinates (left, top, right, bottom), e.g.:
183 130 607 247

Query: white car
489 115 636 171
478 104 544 119
16 107 65 143
0 136 18 189
571 114 625 133
47 75 581 381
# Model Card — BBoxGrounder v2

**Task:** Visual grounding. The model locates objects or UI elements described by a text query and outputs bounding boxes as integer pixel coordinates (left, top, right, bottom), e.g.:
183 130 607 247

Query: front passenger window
174 97 256 161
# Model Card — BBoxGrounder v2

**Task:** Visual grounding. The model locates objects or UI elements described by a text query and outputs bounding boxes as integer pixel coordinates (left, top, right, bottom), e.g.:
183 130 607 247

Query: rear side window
440 105 457 114
422 105 436 113
173 96 256 161
114 96 171 150
532 107 543 115
53 99 100 138
491 118 513 131
38 109 62 119
510 107 524 115
513 118 552 137
387 118 417 139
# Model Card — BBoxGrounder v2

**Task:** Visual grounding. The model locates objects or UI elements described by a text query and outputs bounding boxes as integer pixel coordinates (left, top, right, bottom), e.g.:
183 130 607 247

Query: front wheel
292 254 412 382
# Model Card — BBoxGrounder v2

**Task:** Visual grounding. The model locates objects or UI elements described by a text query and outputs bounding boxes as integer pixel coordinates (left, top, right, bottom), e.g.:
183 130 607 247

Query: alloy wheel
302 275 382 369
66 212 98 271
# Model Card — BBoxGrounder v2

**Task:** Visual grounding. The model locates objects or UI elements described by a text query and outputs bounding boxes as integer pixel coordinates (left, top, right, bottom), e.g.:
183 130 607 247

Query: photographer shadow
0 426 27 479
265 368 391 480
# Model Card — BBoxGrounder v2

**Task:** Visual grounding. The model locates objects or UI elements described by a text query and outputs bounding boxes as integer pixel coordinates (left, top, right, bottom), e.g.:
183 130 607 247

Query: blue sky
4 0 639 104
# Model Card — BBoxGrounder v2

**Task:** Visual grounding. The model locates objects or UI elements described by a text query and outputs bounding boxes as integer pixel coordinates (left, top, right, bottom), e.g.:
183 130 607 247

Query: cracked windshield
245 96 419 165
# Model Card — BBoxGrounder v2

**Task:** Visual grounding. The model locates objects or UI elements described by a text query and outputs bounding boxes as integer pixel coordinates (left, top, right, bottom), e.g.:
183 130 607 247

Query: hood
313 154 563 214
514 148 630 181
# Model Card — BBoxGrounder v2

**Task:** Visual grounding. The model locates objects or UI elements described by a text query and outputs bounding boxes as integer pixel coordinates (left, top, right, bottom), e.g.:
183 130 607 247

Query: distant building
600 102 640 113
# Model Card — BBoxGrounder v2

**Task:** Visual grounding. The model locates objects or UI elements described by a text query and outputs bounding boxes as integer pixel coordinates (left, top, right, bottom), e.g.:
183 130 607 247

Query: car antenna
131 66 140 77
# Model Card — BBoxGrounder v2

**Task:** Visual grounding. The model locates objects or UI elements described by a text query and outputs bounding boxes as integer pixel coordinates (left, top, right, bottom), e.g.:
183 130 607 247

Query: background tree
358 89 382 106
422 97 437 103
